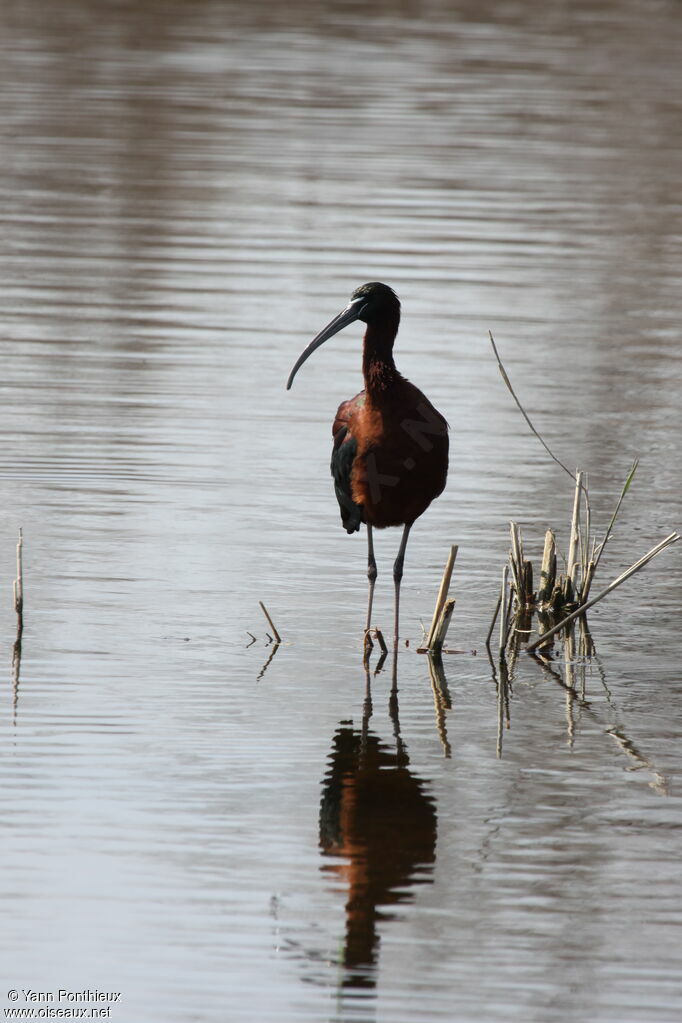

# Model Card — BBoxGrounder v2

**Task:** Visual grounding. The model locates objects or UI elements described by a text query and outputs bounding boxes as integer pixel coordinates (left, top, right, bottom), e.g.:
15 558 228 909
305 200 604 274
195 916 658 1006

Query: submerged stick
526 532 680 652
258 601 282 644
426 545 458 649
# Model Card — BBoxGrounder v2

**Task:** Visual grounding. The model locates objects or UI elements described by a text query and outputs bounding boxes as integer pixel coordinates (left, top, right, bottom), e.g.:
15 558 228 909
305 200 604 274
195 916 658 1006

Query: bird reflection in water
318 658 437 992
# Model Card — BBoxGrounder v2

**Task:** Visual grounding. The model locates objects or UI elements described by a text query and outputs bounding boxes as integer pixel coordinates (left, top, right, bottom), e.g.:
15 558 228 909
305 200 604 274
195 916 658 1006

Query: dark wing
331 392 365 534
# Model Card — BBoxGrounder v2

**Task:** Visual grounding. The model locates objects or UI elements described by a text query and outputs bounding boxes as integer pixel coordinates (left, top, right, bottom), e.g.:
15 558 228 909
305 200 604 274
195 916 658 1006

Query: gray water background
0 1 681 1020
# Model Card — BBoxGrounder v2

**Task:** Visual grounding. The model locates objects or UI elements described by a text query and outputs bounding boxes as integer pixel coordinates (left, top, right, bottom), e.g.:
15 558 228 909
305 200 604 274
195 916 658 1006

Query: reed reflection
319 658 437 992
11 530 23 725
488 622 670 795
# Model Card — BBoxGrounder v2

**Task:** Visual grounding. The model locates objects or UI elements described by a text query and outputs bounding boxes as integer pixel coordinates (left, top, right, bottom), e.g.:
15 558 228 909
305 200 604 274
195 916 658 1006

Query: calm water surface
1 1 681 1020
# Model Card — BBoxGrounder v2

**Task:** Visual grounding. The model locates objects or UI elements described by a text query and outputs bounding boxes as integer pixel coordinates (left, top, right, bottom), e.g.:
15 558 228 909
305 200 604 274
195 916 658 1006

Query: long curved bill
286 298 365 390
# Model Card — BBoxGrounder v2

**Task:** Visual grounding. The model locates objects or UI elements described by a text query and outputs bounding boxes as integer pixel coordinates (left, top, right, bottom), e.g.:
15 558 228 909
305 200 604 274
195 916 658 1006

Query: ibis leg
392 523 412 651
364 524 378 650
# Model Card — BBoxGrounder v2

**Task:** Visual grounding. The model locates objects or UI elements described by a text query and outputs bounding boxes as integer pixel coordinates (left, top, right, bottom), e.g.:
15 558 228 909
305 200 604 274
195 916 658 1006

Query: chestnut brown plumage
287 282 449 650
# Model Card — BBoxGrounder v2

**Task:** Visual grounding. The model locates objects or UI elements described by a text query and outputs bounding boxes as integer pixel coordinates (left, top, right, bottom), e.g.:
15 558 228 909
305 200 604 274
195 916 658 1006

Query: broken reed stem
430 598 456 653
426 545 458 649
258 601 281 644
526 531 680 652
538 529 556 607
14 528 24 617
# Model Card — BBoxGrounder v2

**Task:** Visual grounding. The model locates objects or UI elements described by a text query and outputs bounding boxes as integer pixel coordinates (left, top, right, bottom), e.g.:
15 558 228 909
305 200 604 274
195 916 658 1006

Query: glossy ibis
286 282 449 650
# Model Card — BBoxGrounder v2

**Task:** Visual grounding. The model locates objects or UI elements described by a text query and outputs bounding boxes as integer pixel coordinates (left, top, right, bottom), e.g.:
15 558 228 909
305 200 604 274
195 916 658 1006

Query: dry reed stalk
258 601 282 644
426 545 458 649
499 564 509 656
581 559 596 604
489 333 575 481
486 592 502 649
526 531 680 652
509 522 524 603
581 472 591 588
522 559 533 604
504 575 515 644
566 470 583 599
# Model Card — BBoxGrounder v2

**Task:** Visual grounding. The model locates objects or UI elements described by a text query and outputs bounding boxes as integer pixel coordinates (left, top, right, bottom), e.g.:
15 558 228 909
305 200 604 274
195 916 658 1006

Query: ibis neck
362 320 399 397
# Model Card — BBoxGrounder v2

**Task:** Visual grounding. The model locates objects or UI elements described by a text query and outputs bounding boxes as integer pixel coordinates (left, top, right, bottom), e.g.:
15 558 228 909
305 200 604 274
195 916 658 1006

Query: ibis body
286 282 449 649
